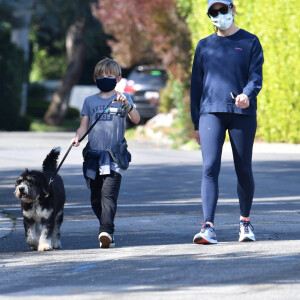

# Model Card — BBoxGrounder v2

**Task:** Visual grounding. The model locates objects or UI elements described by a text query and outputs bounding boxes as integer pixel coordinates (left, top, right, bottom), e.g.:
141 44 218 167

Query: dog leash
49 99 115 184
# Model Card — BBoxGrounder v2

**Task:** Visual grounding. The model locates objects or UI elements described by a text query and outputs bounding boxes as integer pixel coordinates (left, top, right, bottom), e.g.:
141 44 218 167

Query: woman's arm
190 42 204 131
243 37 264 101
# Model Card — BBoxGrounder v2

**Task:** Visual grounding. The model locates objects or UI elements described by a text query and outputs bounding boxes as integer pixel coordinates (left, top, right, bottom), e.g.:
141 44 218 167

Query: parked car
124 65 168 122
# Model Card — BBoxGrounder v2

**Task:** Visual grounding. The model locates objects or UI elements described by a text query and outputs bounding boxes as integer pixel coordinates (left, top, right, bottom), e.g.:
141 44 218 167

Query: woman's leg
228 114 257 219
199 113 227 224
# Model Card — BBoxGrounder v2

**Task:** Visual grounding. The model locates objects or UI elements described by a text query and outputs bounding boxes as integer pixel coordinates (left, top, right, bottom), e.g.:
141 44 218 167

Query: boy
72 57 140 248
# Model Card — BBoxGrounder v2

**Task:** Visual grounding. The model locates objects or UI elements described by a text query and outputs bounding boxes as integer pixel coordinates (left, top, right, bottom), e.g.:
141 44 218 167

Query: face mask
211 11 234 30
96 77 117 92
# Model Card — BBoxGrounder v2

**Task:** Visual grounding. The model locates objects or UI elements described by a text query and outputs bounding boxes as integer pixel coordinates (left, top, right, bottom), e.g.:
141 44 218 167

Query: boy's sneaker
98 232 115 248
193 223 218 244
239 220 255 242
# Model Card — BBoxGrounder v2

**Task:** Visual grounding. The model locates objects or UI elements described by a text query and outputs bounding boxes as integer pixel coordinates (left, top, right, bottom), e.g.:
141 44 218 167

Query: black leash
49 99 115 184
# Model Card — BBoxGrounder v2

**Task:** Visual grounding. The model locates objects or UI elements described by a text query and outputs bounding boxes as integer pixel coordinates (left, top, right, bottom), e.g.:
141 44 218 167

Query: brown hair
94 57 122 78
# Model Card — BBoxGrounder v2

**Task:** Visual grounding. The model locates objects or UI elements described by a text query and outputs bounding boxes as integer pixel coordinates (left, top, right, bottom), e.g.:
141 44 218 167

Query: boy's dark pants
90 170 122 234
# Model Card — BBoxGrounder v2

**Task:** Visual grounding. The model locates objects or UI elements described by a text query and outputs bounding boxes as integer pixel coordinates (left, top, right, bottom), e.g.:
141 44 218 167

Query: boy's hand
71 136 80 147
116 91 128 105
115 91 132 111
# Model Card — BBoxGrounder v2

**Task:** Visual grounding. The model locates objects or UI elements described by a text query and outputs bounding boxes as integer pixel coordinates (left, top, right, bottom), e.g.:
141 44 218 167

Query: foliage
30 119 79 132
160 74 194 146
93 0 194 144
30 0 111 83
0 0 28 27
185 0 300 143
27 83 80 119
0 23 30 130
92 0 191 83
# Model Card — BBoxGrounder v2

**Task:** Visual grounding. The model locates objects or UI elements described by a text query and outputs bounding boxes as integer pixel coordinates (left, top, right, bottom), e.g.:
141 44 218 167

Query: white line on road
2 195 300 211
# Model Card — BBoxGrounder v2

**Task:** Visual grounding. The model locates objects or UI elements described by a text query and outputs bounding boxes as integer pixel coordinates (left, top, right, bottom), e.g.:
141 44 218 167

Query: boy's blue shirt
190 29 264 130
81 92 134 151
81 92 134 176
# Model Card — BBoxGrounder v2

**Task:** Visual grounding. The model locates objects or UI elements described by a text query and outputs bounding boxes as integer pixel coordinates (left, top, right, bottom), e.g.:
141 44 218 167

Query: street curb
0 212 15 239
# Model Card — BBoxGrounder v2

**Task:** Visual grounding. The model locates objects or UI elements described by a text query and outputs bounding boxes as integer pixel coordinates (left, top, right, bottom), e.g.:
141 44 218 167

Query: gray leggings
199 113 257 223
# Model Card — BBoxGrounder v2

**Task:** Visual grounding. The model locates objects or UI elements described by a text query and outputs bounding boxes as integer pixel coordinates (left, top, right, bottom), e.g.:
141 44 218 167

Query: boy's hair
94 57 122 78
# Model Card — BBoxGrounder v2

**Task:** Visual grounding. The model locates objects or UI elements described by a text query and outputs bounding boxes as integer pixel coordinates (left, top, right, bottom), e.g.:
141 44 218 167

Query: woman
190 0 264 244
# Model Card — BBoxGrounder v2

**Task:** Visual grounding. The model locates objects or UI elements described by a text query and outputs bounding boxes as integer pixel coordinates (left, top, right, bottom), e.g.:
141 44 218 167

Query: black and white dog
14 147 66 251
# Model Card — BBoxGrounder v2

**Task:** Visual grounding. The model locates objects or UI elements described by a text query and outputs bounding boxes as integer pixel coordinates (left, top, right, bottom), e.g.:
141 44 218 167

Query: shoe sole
193 237 217 244
239 237 255 242
99 235 111 248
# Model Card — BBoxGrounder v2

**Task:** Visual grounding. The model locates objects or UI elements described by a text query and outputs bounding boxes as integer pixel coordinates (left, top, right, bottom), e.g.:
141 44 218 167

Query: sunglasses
207 4 233 18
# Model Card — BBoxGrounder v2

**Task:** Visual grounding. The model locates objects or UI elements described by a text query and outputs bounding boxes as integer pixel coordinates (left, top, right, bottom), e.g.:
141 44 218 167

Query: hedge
0 24 30 131
182 0 300 143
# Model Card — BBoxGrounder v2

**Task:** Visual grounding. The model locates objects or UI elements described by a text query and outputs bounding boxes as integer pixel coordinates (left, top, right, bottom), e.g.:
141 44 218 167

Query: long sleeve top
190 29 264 130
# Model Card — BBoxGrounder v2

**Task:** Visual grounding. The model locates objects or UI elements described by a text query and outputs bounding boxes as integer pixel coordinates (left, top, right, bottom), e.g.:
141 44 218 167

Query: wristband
125 102 132 112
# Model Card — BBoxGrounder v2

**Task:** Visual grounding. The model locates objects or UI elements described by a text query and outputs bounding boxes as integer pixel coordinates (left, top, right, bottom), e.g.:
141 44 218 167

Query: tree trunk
11 0 33 116
44 18 86 126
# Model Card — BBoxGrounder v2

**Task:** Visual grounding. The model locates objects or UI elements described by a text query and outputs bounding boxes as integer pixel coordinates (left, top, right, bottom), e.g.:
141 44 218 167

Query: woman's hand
235 93 250 109
195 130 200 145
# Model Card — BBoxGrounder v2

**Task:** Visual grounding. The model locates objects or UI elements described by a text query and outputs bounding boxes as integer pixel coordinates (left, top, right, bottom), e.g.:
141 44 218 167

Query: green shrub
182 0 300 143
0 24 29 131
27 83 80 120
66 107 80 119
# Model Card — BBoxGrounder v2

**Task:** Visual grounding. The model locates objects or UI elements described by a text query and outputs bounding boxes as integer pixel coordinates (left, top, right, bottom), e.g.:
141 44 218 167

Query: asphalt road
0 132 300 299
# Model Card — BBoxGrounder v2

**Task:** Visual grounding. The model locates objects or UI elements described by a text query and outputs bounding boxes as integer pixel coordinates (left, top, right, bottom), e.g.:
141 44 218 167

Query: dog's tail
42 147 61 173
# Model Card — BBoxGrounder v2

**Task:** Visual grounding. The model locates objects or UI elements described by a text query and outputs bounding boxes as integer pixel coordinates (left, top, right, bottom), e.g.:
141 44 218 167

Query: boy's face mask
96 77 117 92
210 11 234 30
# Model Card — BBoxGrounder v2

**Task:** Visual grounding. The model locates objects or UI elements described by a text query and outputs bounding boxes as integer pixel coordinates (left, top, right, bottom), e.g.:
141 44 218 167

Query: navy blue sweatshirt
190 29 264 130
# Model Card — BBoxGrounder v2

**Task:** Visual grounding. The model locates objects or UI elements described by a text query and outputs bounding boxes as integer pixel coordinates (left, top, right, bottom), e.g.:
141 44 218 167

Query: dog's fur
14 147 66 251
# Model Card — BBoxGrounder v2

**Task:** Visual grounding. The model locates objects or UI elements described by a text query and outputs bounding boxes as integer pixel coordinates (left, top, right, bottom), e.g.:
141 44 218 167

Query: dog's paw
52 240 62 249
38 243 53 252
26 239 38 250
52 239 61 249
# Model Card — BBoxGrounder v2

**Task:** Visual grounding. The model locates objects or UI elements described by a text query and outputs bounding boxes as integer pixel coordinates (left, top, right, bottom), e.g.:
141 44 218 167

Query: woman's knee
203 163 220 179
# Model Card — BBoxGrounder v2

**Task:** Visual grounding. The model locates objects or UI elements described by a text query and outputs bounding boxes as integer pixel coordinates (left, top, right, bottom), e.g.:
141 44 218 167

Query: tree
31 0 109 126
0 23 27 130
43 15 86 125
91 0 191 84
186 0 300 143
0 0 32 117
92 0 193 141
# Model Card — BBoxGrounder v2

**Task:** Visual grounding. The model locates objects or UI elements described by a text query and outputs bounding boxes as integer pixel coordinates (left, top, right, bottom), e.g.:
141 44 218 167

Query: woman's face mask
96 77 117 92
210 10 234 30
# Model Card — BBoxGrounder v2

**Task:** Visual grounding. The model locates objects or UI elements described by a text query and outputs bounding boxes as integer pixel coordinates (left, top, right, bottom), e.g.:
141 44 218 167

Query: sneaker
98 232 115 248
239 220 255 242
193 223 218 244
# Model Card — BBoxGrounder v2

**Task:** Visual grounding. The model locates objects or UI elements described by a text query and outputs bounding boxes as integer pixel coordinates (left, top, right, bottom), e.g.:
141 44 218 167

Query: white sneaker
193 223 218 244
98 232 115 248
239 220 255 242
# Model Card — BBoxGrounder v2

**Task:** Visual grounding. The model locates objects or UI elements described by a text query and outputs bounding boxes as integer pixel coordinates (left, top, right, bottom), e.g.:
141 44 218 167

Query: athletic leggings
199 113 257 224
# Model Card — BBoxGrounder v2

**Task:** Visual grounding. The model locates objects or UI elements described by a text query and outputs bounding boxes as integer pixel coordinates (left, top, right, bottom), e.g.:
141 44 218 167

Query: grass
30 119 80 132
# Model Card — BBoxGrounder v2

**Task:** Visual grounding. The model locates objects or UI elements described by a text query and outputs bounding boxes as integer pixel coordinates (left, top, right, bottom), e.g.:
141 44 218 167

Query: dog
14 147 66 252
